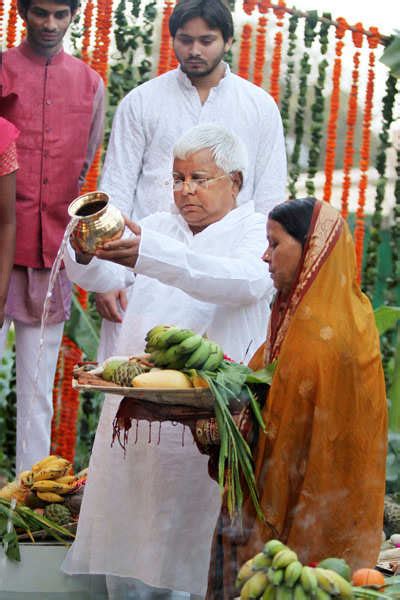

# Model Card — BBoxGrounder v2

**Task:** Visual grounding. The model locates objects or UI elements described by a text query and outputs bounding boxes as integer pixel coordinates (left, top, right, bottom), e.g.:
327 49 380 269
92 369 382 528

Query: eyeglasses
172 173 229 192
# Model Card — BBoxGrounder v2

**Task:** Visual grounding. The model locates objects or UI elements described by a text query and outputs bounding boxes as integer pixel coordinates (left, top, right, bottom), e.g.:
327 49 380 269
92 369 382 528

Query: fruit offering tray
72 364 215 410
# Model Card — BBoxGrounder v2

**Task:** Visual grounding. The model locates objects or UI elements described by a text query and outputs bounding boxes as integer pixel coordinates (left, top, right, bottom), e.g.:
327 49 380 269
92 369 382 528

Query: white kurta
100 65 287 220
62 203 273 595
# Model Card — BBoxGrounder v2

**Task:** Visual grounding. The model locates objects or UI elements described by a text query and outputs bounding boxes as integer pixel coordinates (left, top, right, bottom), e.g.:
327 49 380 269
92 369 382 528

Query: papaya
132 369 193 389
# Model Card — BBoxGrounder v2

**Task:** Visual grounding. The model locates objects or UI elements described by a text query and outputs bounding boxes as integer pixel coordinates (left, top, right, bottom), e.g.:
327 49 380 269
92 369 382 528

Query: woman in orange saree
206 198 387 599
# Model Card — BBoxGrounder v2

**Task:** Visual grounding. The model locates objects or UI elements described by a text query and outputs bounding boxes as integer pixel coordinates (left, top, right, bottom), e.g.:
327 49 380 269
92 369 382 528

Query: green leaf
374 306 400 335
64 293 100 360
246 362 276 385
380 35 400 78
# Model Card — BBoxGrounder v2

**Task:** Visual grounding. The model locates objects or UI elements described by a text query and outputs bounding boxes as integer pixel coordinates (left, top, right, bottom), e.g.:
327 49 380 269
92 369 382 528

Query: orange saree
206 201 387 599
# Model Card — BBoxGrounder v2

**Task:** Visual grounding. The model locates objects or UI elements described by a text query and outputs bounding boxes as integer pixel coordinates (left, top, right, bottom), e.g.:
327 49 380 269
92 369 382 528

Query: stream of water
0 218 78 580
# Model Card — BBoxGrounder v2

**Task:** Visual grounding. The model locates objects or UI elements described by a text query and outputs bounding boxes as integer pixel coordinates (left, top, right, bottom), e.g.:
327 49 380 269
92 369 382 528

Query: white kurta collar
169 200 257 238
176 62 231 92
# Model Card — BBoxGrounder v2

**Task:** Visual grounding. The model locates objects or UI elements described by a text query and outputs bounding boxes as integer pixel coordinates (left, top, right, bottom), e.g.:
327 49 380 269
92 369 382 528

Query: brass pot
68 191 125 254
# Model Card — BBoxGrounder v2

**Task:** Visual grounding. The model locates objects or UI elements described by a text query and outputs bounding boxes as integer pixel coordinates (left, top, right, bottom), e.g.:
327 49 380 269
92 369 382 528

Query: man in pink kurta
0 0 104 472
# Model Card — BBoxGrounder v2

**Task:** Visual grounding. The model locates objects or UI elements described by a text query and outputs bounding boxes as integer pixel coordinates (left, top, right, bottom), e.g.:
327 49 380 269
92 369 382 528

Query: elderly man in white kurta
95 0 286 361
62 125 274 599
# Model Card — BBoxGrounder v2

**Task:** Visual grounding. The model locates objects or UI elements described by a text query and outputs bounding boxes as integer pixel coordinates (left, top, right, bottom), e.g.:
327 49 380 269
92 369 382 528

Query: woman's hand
95 217 141 268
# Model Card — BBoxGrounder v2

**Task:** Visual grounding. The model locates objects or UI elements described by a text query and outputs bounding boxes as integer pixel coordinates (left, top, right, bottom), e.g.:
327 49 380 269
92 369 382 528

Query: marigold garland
269 6 285 103
258 0 271 12
0 0 5 40
52 337 82 461
6 0 17 47
51 351 63 453
354 28 380 283
322 17 347 203
253 16 268 87
243 0 257 15
91 0 113 84
340 23 363 219
81 0 94 64
158 0 174 75
238 23 252 80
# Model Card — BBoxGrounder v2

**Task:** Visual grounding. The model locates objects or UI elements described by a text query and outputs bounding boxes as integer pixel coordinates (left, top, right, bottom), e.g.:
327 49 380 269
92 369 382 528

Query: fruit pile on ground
236 540 359 600
18 455 78 504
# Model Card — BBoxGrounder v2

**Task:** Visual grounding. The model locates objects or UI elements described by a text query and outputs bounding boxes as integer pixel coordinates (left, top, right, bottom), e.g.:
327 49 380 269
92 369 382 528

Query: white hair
173 124 248 179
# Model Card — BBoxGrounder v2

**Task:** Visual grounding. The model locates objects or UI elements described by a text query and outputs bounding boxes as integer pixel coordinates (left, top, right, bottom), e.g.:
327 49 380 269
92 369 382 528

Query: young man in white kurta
95 0 286 361
62 125 274 598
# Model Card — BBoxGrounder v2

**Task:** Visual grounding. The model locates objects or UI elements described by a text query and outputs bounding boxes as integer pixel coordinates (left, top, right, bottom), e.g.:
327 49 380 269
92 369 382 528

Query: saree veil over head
207 200 387 599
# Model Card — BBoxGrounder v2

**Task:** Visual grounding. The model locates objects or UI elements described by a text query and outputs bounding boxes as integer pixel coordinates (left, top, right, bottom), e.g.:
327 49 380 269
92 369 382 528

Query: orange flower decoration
81 0 94 64
238 23 253 80
323 17 348 203
269 5 286 103
340 23 363 219
243 0 257 15
253 16 268 87
51 336 82 462
354 28 379 282
158 0 175 75
6 0 17 47
91 0 113 85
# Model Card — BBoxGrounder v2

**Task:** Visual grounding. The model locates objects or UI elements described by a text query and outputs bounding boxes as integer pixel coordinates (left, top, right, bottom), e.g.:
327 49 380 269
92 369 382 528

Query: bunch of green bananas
236 540 354 600
144 325 224 372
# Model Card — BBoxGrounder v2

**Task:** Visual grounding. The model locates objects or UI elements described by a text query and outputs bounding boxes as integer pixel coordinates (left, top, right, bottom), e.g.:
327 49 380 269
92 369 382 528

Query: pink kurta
1 40 103 269
0 41 104 323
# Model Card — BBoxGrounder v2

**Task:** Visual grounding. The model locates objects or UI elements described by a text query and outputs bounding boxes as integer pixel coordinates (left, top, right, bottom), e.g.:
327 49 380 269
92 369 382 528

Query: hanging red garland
6 0 17 47
81 0 94 64
322 17 347 203
50 351 63 453
269 2 286 103
354 27 379 282
91 0 113 85
238 23 252 80
340 23 363 220
158 0 175 75
80 0 112 193
253 16 268 87
258 0 272 12
243 0 257 15
53 337 82 462
0 0 4 42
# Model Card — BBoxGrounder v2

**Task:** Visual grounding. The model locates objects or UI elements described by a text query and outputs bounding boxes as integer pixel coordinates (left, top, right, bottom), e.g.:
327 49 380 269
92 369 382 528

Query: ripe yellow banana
18 470 33 487
321 570 352 598
32 480 76 495
315 567 353 598
31 455 61 472
236 558 256 590
241 571 269 599
32 459 71 482
36 491 64 503
313 568 340 596
54 475 77 485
